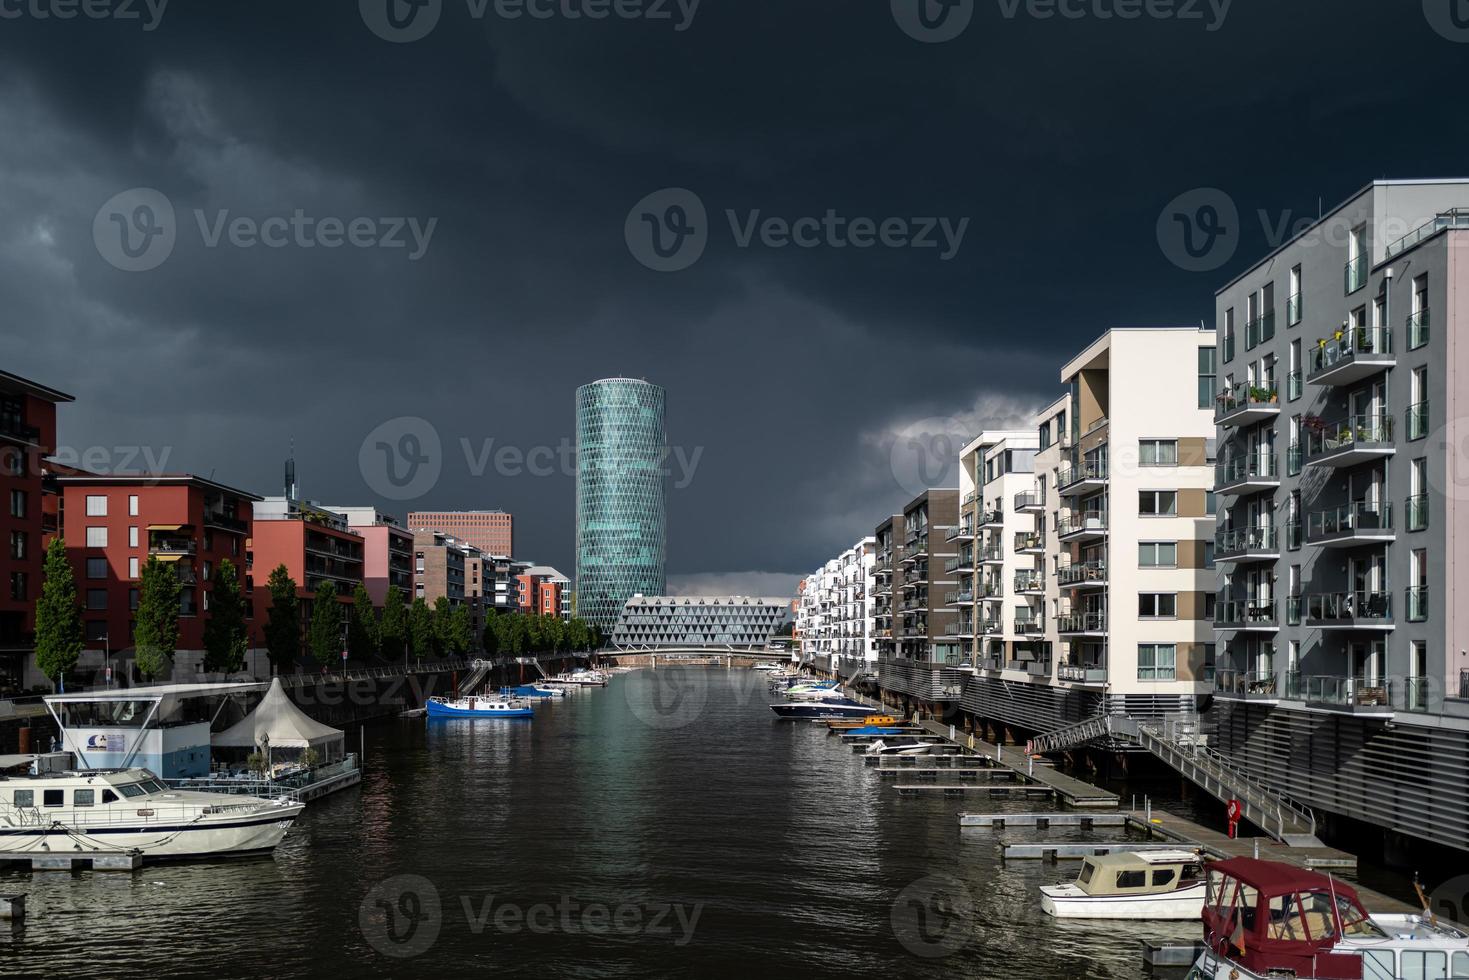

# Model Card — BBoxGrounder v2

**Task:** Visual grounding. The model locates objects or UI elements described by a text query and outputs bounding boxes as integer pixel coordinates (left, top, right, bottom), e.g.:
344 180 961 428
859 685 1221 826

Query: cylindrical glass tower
575 379 668 632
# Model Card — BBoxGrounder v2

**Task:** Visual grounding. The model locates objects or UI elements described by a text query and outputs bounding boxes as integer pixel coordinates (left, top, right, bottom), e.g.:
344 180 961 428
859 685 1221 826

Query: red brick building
516 566 571 619
249 498 363 657
407 510 513 558
55 473 260 676
0 370 74 689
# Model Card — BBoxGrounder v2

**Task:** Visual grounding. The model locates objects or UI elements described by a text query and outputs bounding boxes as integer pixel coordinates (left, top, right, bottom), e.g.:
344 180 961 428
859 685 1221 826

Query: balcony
1014 491 1044 513
943 622 975 639
0 415 41 445
943 554 969 573
1304 414 1395 468
1213 599 1277 631
1244 311 1276 350
1057 561 1106 589
1057 459 1108 495
1215 383 1280 427
977 578 1003 599
944 589 973 607
1214 669 1279 702
1292 672 1394 717
1057 663 1108 685
944 521 975 542
978 619 1002 636
1013 531 1045 554
1215 453 1279 496
1304 591 1394 630
1307 327 1394 386
1214 526 1279 564
1056 612 1106 636
1057 512 1107 542
978 545 1004 565
148 537 197 556
1012 616 1044 637
203 511 249 534
1013 571 1045 594
978 506 1004 529
1305 501 1394 548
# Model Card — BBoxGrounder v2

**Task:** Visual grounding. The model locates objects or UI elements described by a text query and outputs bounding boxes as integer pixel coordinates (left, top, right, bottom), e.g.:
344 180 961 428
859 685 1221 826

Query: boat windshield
117 783 148 799
1337 895 1387 938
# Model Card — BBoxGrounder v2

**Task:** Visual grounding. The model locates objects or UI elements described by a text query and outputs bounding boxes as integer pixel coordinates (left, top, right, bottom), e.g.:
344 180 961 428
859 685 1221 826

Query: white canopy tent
212 678 345 760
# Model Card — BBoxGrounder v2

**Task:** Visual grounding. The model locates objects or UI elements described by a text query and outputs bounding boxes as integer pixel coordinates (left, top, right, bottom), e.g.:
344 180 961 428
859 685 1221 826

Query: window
1139 593 1177 619
1204 541 1216 569
1206 491 1217 516
85 620 108 641
1287 265 1302 325
128 556 139 579
13 789 35 807
43 789 63 807
86 526 108 548
1222 308 1235 362
129 588 139 611
128 494 139 516
1402 950 1447 980
1347 225 1367 293
85 495 108 516
8 488 24 518
1115 870 1147 889
86 558 107 579
74 789 95 807
1197 347 1217 408
1410 274 1430 350
86 589 108 610
1139 491 1177 516
8 530 24 560
128 526 139 548
1138 644 1178 681
9 571 26 601
1078 862 1095 885
1139 542 1177 567
102 789 118 803
1152 869 1177 887
1140 440 1178 466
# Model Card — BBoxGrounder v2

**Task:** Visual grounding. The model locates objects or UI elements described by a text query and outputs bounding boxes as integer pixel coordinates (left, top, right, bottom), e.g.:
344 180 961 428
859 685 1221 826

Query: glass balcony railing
1407 308 1430 350
1286 291 1303 326
1013 491 1043 511
1286 442 1301 477
1287 370 1303 401
1301 674 1393 709
1057 561 1106 588
1214 599 1277 628
1057 458 1108 491
1307 326 1393 381
1013 571 1045 593
1014 532 1044 552
1057 663 1107 684
1345 254 1367 293
1304 590 1393 626
1284 520 1302 551
1407 399 1428 441
1407 586 1428 622
1056 612 1106 634
1215 668 1278 698
1385 209 1469 259
1406 493 1428 532
1214 383 1280 424
1303 413 1394 463
1285 595 1303 626
1216 454 1278 488
1245 311 1275 350
1222 334 1235 363
944 522 974 541
1215 525 1278 559
1305 501 1393 544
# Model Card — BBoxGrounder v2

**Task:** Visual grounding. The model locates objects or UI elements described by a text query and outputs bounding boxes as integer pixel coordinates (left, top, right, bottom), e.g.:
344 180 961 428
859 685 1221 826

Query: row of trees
32 539 602 687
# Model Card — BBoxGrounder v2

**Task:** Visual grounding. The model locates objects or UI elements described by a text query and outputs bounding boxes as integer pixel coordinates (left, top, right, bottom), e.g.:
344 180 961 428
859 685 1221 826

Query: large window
1139 491 1177 516
85 526 108 548
1197 347 1217 408
1138 644 1178 681
1140 440 1178 466
85 495 108 517
8 489 24 519
86 589 108 610
8 531 24 561
1139 542 1177 567
86 558 107 579
1138 593 1177 619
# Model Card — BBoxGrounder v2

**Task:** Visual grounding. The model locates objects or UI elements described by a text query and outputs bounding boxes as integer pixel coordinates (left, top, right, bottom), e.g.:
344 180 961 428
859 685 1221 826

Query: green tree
408 597 435 661
202 557 249 674
134 556 182 680
432 596 453 655
448 604 473 656
481 610 499 656
565 618 589 653
379 585 408 662
33 538 83 689
262 565 301 673
348 582 380 660
307 581 341 667
542 615 565 653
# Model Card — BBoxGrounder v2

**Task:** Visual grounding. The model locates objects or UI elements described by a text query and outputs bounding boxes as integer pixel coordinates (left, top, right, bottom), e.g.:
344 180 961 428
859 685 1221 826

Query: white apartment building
796 537 876 674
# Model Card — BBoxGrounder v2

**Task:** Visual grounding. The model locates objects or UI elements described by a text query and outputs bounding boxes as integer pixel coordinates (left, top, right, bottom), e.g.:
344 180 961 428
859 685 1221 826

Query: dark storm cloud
2 0 1466 592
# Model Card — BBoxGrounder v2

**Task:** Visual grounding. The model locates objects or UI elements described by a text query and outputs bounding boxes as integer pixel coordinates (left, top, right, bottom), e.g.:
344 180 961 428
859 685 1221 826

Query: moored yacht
0 768 303 861
1040 850 1206 919
1186 857 1469 979
426 696 534 718
768 697 872 720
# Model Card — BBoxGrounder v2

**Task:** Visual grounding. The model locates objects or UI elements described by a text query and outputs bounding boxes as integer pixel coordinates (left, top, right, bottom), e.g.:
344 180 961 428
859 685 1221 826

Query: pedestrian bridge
603 648 792 668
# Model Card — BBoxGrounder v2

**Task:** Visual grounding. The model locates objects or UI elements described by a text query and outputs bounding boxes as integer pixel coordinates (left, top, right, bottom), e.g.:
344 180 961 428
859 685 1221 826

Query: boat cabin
1 768 169 815
1074 850 1205 896
1202 857 1390 979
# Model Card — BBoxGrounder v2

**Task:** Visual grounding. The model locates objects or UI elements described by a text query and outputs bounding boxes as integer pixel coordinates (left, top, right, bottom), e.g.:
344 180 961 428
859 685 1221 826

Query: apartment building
1209 180 1469 854
611 595 791 649
518 565 572 619
795 537 876 674
870 516 901 664
328 506 414 607
954 431 1041 674
412 529 468 607
878 489 965 704
250 498 363 645
0 370 72 690
406 510 513 557
57 473 261 680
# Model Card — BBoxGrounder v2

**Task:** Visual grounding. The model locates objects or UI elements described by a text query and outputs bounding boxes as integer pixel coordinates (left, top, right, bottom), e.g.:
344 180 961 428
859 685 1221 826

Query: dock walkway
913 719 1119 807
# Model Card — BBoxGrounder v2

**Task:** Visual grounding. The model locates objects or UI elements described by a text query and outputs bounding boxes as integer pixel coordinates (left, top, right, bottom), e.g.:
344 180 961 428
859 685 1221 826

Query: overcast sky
4 0 1468 597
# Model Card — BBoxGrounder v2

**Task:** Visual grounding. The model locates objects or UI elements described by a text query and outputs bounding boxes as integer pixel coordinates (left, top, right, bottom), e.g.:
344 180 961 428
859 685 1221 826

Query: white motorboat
0 767 303 862
864 740 937 756
1040 850 1207 919
1188 857 1469 979
750 662 781 672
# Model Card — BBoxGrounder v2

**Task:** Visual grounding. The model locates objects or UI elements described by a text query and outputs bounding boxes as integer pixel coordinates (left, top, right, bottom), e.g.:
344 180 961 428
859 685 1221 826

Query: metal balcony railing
1057 561 1106 587
1216 454 1279 488
1057 458 1107 490
1214 668 1278 698
1305 501 1393 543
1307 326 1392 380
1304 590 1393 626
1215 525 1277 558
1013 571 1044 593
1215 383 1279 422
1303 413 1394 462
1056 612 1106 634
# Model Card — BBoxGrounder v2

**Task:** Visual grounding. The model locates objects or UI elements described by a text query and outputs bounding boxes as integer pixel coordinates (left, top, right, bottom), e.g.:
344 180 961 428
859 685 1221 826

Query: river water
7 669 1230 979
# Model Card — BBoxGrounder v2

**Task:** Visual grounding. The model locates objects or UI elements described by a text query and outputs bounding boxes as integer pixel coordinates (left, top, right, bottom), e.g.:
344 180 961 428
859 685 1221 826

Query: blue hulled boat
426 696 534 719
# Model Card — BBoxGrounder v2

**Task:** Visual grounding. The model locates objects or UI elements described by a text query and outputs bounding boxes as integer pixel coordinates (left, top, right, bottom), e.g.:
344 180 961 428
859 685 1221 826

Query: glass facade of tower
575 379 668 631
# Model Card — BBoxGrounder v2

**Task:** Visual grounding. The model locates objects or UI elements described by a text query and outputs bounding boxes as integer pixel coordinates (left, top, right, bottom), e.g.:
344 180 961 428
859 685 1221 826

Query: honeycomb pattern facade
611 596 791 649
575 378 668 630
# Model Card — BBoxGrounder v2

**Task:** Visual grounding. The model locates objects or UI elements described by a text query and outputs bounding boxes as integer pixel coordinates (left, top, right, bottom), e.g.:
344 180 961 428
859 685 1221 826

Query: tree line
31 538 601 688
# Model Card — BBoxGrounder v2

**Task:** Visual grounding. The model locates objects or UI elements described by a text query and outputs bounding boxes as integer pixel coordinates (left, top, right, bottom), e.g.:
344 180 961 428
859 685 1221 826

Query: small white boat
0 768 303 862
864 740 937 756
751 662 781 672
1040 850 1206 919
